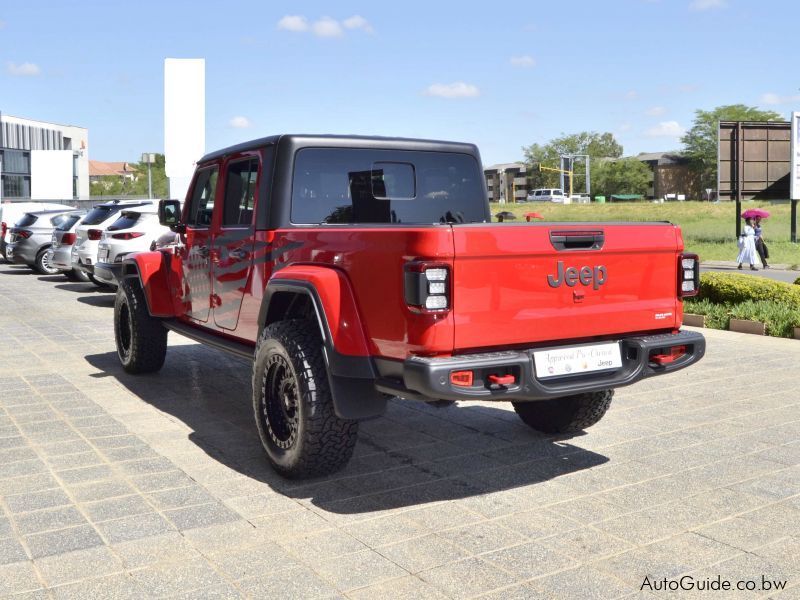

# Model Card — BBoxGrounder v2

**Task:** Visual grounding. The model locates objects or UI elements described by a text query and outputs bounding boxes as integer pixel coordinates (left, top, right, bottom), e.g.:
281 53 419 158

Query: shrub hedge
698 272 800 307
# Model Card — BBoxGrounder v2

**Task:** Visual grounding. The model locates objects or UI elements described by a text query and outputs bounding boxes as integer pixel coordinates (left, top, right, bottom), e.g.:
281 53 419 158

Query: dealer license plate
533 342 622 379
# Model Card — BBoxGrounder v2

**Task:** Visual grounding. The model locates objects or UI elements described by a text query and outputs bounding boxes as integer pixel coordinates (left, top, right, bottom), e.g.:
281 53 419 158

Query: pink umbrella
741 208 770 219
525 212 544 222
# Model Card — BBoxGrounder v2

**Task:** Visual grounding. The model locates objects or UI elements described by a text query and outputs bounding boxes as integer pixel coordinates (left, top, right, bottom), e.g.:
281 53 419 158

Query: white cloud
625 90 638 100
689 0 727 10
645 106 667 116
510 55 536 68
229 116 252 129
277 15 309 32
424 82 480 99
7 61 40 76
646 121 686 137
760 92 800 106
618 122 632 132
343 15 374 33
311 17 344 38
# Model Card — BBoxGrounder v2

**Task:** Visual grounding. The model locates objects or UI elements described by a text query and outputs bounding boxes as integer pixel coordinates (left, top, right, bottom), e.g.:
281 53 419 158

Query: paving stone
49 573 143 600
438 520 528 554
207 542 299 580
540 526 633 561
95 512 175 543
128 558 229 597
112 531 200 569
527 565 632 599
237 566 339 599
0 560 42 595
34 545 124 587
163 502 240 531
14 506 87 536
277 529 369 564
129 470 196 492
418 557 519 599
25 524 104 559
343 514 430 547
0 459 47 480
55 464 115 485
147 485 220 510
346 575 451 600
68 479 137 502
4 489 73 514
83 494 154 523
378 533 470 573
482 540 575 578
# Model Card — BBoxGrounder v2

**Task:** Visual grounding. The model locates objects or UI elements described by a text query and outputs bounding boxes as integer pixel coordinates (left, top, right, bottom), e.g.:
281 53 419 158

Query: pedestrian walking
754 216 769 269
737 217 759 271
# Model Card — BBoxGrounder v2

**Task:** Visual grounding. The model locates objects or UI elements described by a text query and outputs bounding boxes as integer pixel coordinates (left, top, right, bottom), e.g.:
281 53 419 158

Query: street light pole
141 152 155 199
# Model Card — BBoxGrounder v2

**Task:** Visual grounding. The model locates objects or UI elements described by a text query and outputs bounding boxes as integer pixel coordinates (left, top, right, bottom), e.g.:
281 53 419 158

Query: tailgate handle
549 230 604 251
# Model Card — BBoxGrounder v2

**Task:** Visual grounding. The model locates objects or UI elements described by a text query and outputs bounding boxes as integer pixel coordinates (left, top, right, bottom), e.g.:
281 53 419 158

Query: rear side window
107 212 141 231
186 167 219 227
51 214 71 228
552 190 562 196
534 190 543 196
15 214 38 227
291 149 486 224
56 215 81 231
82 206 120 225
222 158 258 226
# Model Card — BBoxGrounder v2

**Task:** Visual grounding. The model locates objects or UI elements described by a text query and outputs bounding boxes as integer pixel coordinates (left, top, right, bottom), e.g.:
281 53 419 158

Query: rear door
212 154 260 330
178 165 219 322
451 223 682 352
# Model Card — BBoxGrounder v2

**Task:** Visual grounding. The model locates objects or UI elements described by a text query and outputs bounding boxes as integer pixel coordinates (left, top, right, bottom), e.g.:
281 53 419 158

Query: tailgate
451 223 682 351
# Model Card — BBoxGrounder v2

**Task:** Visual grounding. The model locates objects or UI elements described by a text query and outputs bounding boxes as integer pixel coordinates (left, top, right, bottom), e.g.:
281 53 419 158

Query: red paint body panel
268 227 456 359
130 252 179 317
451 224 683 352
268 264 371 357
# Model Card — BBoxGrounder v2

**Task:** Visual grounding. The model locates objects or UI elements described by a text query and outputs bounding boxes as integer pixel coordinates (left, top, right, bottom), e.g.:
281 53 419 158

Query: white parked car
1 201 73 260
93 205 173 287
71 199 155 286
526 188 567 203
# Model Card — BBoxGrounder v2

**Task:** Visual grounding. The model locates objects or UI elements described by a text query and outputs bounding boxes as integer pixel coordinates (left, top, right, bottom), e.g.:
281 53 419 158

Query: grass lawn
489 200 800 267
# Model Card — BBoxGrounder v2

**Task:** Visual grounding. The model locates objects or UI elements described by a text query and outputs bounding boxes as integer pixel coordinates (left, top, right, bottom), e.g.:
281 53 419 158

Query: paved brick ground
1 261 799 599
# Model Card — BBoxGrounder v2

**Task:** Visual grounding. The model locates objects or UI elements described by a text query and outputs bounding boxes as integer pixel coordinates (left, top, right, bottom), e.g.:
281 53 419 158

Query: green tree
522 132 623 191
681 104 782 188
131 153 168 198
591 157 652 197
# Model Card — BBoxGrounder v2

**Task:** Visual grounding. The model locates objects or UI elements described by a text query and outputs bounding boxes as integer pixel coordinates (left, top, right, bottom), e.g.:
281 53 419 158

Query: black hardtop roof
198 134 480 164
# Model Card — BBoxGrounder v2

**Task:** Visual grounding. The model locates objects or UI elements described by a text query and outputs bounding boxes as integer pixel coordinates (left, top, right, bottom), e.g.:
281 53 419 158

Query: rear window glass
55 215 82 231
82 206 121 225
15 214 38 227
107 212 141 231
291 149 486 225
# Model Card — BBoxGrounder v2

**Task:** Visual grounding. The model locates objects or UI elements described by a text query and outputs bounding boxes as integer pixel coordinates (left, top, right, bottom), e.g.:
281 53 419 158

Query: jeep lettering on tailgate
111 133 706 479
547 260 607 290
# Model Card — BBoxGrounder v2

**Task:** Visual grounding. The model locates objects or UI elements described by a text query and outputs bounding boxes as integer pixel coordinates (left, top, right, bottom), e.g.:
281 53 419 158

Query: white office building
0 114 89 200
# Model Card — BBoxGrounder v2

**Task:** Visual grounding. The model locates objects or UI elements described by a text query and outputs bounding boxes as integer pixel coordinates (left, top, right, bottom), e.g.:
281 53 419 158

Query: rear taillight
679 253 699 297
404 262 451 312
1 222 6 237
14 229 32 239
88 229 103 241
111 232 144 240
62 232 76 245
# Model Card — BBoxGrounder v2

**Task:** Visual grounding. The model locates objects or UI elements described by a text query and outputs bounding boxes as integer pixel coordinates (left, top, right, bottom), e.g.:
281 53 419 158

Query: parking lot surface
1 261 799 599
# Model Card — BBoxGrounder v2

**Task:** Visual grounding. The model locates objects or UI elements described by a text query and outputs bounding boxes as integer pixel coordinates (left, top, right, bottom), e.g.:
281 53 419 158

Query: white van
1 201 74 260
526 188 567 203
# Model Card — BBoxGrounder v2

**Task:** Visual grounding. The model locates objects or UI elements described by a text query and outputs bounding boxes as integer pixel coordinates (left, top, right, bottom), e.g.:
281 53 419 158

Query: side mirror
159 199 185 233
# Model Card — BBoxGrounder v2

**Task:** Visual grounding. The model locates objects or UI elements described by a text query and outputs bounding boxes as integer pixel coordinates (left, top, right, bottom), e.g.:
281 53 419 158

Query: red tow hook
488 374 516 386
649 345 687 365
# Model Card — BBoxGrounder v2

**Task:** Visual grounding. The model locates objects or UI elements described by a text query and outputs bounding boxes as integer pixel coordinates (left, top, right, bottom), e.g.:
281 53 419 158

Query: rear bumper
94 262 121 286
375 330 705 402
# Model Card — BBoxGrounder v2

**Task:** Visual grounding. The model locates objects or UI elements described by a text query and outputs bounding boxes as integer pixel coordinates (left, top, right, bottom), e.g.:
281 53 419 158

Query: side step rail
162 319 255 361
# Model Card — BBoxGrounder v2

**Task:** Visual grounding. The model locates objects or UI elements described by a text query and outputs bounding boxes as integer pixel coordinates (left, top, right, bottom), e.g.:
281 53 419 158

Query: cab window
222 158 259 227
186 166 219 227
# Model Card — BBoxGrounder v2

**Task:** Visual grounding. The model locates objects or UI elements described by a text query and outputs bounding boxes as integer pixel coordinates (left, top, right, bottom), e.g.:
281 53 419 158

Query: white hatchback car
93 204 173 287
72 199 155 286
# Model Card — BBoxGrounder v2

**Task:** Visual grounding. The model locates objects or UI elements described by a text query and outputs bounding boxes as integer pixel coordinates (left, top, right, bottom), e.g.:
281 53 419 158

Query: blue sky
1 0 797 166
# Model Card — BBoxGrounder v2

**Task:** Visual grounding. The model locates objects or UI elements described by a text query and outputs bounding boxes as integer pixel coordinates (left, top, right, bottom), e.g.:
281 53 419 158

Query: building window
0 150 30 174
2 175 31 198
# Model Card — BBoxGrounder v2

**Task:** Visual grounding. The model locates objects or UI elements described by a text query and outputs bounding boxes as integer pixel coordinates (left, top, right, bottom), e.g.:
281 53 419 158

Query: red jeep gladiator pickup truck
112 134 705 478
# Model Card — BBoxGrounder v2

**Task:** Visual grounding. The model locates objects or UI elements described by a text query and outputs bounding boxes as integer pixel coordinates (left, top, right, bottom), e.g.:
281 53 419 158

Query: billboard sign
791 112 800 200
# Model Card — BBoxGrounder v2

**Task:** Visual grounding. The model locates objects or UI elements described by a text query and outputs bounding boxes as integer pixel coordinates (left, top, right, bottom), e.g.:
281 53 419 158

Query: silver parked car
46 210 88 281
6 209 79 274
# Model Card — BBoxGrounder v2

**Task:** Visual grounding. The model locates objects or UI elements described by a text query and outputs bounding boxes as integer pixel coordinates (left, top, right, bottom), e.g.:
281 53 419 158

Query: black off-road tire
65 268 90 282
35 248 59 275
252 320 358 479
114 278 168 374
512 389 614 434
